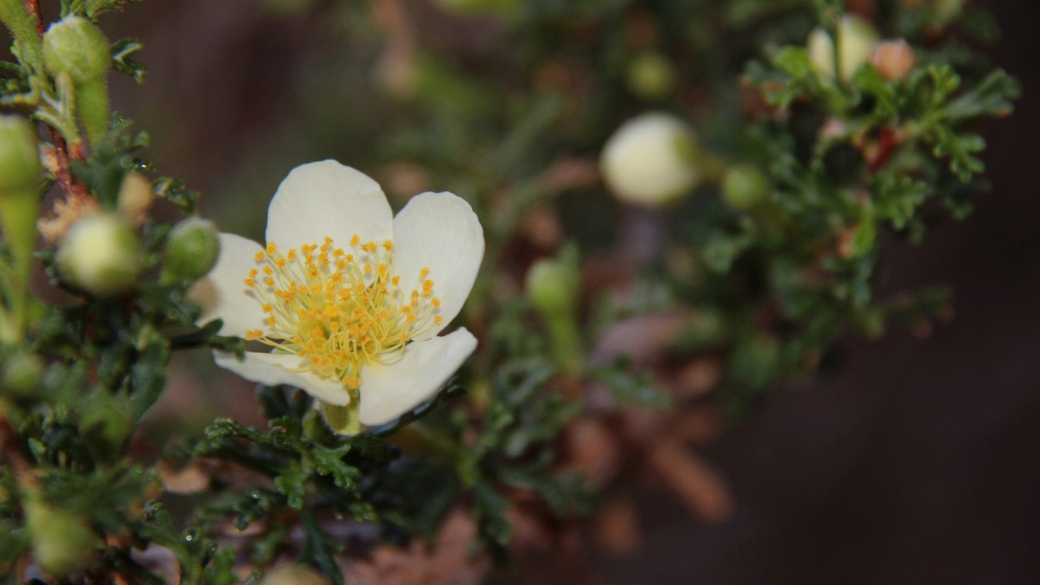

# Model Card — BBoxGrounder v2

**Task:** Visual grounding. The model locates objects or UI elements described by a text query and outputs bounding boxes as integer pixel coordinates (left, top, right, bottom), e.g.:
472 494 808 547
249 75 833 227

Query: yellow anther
239 236 442 394
267 242 277 255
255 252 265 262
420 267 429 280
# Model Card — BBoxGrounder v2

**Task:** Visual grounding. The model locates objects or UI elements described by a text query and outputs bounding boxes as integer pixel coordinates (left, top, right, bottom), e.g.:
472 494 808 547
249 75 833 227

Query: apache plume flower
191 161 483 433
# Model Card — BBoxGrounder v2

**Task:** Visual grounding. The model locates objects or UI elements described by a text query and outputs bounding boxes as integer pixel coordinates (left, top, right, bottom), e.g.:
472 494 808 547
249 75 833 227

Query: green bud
1 350 43 397
0 115 41 194
722 165 770 210
433 0 520 17
261 565 327 585
25 500 97 577
526 247 583 376
43 17 111 145
163 218 220 282
57 213 140 296
626 51 677 101
43 17 111 85
526 258 579 317
729 333 780 391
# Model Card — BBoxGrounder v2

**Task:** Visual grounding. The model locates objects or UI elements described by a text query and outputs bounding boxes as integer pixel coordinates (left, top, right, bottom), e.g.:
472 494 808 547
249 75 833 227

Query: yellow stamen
243 237 441 391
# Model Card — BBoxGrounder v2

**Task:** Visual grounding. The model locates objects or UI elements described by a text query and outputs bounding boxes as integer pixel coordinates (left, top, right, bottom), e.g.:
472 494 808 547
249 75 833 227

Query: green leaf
299 510 344 585
274 461 308 510
111 38 147 84
945 69 1020 120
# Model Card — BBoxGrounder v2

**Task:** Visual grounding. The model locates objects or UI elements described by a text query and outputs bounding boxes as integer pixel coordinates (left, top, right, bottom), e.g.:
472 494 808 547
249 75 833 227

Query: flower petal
188 233 269 337
214 351 351 406
265 160 393 251
391 192 484 340
358 328 477 426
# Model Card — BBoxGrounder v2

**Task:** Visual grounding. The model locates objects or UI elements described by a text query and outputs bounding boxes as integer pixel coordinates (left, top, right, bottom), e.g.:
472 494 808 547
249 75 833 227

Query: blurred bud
526 246 583 376
42 17 110 85
626 51 677 101
261 565 327 585
0 115 40 195
116 172 153 225
870 39 916 81
433 0 520 17
25 500 97 577
43 16 111 145
721 165 770 210
934 0 967 24
58 213 140 295
600 113 700 206
807 16 880 83
163 218 220 282
1 350 43 397
526 257 579 318
728 332 780 391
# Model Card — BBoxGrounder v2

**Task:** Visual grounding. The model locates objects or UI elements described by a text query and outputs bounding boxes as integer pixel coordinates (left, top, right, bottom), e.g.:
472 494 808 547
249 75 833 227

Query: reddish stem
24 0 44 37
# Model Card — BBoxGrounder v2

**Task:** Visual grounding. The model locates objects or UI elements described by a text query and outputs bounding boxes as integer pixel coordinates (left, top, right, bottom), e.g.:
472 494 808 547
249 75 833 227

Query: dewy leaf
309 443 358 489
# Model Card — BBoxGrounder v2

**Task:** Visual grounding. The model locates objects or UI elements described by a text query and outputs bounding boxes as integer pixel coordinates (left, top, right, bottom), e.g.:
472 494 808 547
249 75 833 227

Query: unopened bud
626 51 677 101
163 218 220 282
870 39 916 82
526 248 583 376
261 565 327 585
1 350 43 397
57 213 140 295
42 17 110 85
935 0 967 24
0 116 41 194
433 0 520 17
600 113 700 206
116 172 153 224
43 17 111 145
807 15 880 83
526 258 579 317
25 500 97 577
722 165 770 210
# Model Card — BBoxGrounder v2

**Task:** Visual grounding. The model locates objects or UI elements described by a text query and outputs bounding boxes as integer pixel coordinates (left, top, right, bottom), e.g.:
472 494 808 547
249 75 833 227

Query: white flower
600 113 700 206
190 160 484 433
807 15 880 83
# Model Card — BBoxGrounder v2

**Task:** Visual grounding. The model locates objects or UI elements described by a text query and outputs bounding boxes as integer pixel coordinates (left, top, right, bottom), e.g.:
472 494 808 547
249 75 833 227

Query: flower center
243 234 442 390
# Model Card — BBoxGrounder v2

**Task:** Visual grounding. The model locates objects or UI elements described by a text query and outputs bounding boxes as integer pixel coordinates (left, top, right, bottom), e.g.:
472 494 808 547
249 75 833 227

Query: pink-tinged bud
871 39 916 81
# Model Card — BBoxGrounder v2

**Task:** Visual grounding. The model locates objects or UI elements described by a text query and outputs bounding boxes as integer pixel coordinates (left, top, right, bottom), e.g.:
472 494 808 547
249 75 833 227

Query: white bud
600 113 700 206
808 16 880 83
58 213 140 295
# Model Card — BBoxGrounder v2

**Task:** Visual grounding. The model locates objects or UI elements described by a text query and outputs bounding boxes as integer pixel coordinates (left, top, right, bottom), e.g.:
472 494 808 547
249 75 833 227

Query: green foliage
0 0 1018 582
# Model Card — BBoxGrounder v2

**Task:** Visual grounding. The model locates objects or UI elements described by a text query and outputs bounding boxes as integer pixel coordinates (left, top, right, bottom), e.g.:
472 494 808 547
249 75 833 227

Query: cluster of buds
807 15 917 83
50 172 220 296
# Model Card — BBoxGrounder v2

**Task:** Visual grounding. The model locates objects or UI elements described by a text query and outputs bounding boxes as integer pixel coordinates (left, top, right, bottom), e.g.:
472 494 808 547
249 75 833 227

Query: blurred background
91 0 1039 583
